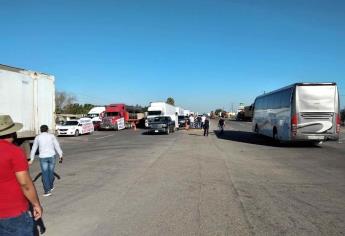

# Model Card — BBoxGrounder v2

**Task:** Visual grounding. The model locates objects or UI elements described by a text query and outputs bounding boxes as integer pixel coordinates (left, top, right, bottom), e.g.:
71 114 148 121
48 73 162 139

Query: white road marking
95 134 115 140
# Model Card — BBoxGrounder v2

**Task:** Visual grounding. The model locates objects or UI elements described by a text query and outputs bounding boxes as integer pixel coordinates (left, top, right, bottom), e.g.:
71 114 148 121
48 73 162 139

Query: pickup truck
148 116 175 134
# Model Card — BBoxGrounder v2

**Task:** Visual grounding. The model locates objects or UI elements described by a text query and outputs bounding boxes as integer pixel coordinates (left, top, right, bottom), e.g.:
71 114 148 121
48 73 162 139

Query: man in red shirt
0 115 43 236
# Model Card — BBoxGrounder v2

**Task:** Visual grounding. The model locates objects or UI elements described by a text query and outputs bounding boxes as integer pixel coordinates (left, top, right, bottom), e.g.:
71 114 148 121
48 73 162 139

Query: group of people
186 114 210 136
187 114 226 137
0 115 63 236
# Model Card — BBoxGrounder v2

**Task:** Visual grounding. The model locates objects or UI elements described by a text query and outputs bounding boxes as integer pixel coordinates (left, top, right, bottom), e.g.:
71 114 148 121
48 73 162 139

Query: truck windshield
88 113 99 118
148 111 162 116
106 112 119 117
64 121 79 126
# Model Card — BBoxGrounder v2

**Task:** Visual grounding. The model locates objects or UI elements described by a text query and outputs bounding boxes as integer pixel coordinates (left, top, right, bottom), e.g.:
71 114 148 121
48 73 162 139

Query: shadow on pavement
214 130 320 148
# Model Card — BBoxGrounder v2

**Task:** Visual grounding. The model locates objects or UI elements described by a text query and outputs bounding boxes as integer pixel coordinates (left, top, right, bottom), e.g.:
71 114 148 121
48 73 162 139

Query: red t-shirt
0 140 29 218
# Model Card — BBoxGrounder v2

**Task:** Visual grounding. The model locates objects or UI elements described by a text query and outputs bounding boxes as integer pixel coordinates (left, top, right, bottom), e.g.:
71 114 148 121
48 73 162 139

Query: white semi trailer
0 64 56 154
146 102 178 128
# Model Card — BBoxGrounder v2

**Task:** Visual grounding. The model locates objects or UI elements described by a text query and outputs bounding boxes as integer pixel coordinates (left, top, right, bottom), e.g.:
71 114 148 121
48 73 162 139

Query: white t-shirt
30 132 63 160
189 116 195 123
201 116 206 122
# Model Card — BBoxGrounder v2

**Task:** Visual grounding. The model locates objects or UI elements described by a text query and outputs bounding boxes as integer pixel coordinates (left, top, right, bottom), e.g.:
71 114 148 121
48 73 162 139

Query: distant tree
82 104 95 114
55 91 76 114
214 109 223 116
166 97 175 106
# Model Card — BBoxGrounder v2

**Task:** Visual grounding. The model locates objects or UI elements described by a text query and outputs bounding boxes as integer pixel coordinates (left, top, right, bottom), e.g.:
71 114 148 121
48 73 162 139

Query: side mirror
78 124 82 126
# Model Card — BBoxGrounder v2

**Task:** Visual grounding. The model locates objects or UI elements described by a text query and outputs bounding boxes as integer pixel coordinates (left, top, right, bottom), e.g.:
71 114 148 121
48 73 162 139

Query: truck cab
100 104 127 130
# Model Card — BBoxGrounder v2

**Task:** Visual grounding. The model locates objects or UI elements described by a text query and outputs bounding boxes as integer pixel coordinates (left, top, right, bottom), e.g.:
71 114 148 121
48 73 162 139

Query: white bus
252 83 340 143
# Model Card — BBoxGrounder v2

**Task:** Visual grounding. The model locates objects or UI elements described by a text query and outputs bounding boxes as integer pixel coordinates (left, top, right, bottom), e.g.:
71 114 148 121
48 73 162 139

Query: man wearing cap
29 125 63 196
0 115 43 236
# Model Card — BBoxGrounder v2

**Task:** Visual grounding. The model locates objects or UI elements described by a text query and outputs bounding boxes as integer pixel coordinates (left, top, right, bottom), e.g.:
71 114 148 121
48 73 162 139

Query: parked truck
236 105 254 121
0 64 55 154
87 106 105 122
100 104 145 130
146 102 177 128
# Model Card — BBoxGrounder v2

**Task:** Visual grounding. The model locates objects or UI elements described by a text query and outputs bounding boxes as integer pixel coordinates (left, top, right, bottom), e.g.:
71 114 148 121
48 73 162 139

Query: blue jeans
0 212 33 236
39 156 56 193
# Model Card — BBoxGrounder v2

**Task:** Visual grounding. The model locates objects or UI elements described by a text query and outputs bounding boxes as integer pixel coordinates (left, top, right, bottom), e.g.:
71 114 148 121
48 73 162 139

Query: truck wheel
75 130 79 137
166 127 170 135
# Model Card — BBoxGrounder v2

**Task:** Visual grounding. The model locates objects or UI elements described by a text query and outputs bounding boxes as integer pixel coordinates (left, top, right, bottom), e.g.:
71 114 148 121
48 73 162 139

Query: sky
1 0 344 113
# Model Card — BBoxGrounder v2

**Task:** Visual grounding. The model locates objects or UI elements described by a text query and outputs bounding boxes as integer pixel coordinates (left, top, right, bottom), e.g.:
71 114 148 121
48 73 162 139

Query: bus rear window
297 86 336 112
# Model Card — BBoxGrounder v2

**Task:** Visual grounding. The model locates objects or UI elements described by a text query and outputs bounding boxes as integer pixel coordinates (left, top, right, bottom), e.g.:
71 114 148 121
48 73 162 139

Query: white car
56 118 94 136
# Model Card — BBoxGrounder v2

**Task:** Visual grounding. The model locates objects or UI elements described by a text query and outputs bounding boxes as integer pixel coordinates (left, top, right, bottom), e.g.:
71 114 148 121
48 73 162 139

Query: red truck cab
100 104 128 130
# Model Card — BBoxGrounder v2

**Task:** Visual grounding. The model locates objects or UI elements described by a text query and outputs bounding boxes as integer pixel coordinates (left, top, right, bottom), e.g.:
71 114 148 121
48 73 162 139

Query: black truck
148 116 175 134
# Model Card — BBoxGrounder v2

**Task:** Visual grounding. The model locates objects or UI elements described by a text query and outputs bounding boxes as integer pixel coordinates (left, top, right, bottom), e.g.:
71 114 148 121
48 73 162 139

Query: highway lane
28 122 345 235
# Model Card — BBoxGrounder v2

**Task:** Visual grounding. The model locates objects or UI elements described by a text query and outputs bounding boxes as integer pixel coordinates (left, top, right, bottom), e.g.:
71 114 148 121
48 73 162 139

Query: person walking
189 115 195 129
203 118 210 136
0 115 43 236
218 117 225 134
201 115 206 129
29 125 63 197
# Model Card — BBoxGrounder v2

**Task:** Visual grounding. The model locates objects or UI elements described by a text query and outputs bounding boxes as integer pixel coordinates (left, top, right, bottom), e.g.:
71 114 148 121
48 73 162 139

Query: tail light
291 113 298 136
336 114 341 133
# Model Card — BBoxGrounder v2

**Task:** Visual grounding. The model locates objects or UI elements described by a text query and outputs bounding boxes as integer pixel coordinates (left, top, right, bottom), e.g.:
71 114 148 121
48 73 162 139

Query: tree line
56 91 177 115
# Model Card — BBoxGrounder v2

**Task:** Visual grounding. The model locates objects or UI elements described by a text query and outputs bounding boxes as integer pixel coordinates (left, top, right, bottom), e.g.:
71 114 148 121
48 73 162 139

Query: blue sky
1 0 344 113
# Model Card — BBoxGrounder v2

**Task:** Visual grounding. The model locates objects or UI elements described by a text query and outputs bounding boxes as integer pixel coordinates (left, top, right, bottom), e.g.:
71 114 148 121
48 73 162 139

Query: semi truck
100 104 145 130
236 105 254 121
146 102 177 128
87 106 105 122
0 64 55 154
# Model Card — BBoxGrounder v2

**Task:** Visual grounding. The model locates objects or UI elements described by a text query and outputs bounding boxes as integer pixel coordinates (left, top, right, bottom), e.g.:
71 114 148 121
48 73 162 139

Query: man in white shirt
29 125 63 196
201 115 206 128
189 115 195 129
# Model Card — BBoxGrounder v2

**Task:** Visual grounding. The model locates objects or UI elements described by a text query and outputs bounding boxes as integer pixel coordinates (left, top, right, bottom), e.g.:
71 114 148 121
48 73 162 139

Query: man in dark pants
203 118 210 136
218 117 225 134
0 115 43 236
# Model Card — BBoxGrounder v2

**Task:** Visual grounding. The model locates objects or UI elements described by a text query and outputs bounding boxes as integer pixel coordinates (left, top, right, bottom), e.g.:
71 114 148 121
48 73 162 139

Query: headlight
162 124 167 128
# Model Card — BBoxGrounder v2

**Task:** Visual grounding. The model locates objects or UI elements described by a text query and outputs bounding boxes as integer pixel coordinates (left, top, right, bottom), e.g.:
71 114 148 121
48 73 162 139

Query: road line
95 134 115 140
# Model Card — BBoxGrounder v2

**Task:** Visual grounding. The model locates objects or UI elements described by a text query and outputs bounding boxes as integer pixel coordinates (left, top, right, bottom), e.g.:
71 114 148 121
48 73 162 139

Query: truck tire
166 127 170 135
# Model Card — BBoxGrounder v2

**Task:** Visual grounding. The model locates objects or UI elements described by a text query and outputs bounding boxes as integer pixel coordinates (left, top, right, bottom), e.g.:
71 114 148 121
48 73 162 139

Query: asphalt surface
29 120 345 236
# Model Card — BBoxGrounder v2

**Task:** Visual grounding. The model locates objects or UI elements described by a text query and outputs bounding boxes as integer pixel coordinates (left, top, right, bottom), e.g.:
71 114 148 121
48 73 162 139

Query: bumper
57 130 76 136
292 133 339 141
149 127 168 133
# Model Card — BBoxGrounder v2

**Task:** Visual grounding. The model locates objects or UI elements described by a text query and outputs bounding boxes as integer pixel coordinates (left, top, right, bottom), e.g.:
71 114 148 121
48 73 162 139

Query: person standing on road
189 115 195 129
29 125 63 197
201 115 206 129
203 118 210 136
218 117 225 134
0 115 43 236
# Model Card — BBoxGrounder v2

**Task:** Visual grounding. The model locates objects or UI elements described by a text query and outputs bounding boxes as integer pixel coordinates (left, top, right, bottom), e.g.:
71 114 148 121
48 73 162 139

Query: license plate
155 130 159 133
308 135 324 140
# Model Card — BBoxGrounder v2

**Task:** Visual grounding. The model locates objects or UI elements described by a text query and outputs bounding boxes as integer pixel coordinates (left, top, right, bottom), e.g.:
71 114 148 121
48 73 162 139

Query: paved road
29 121 345 235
